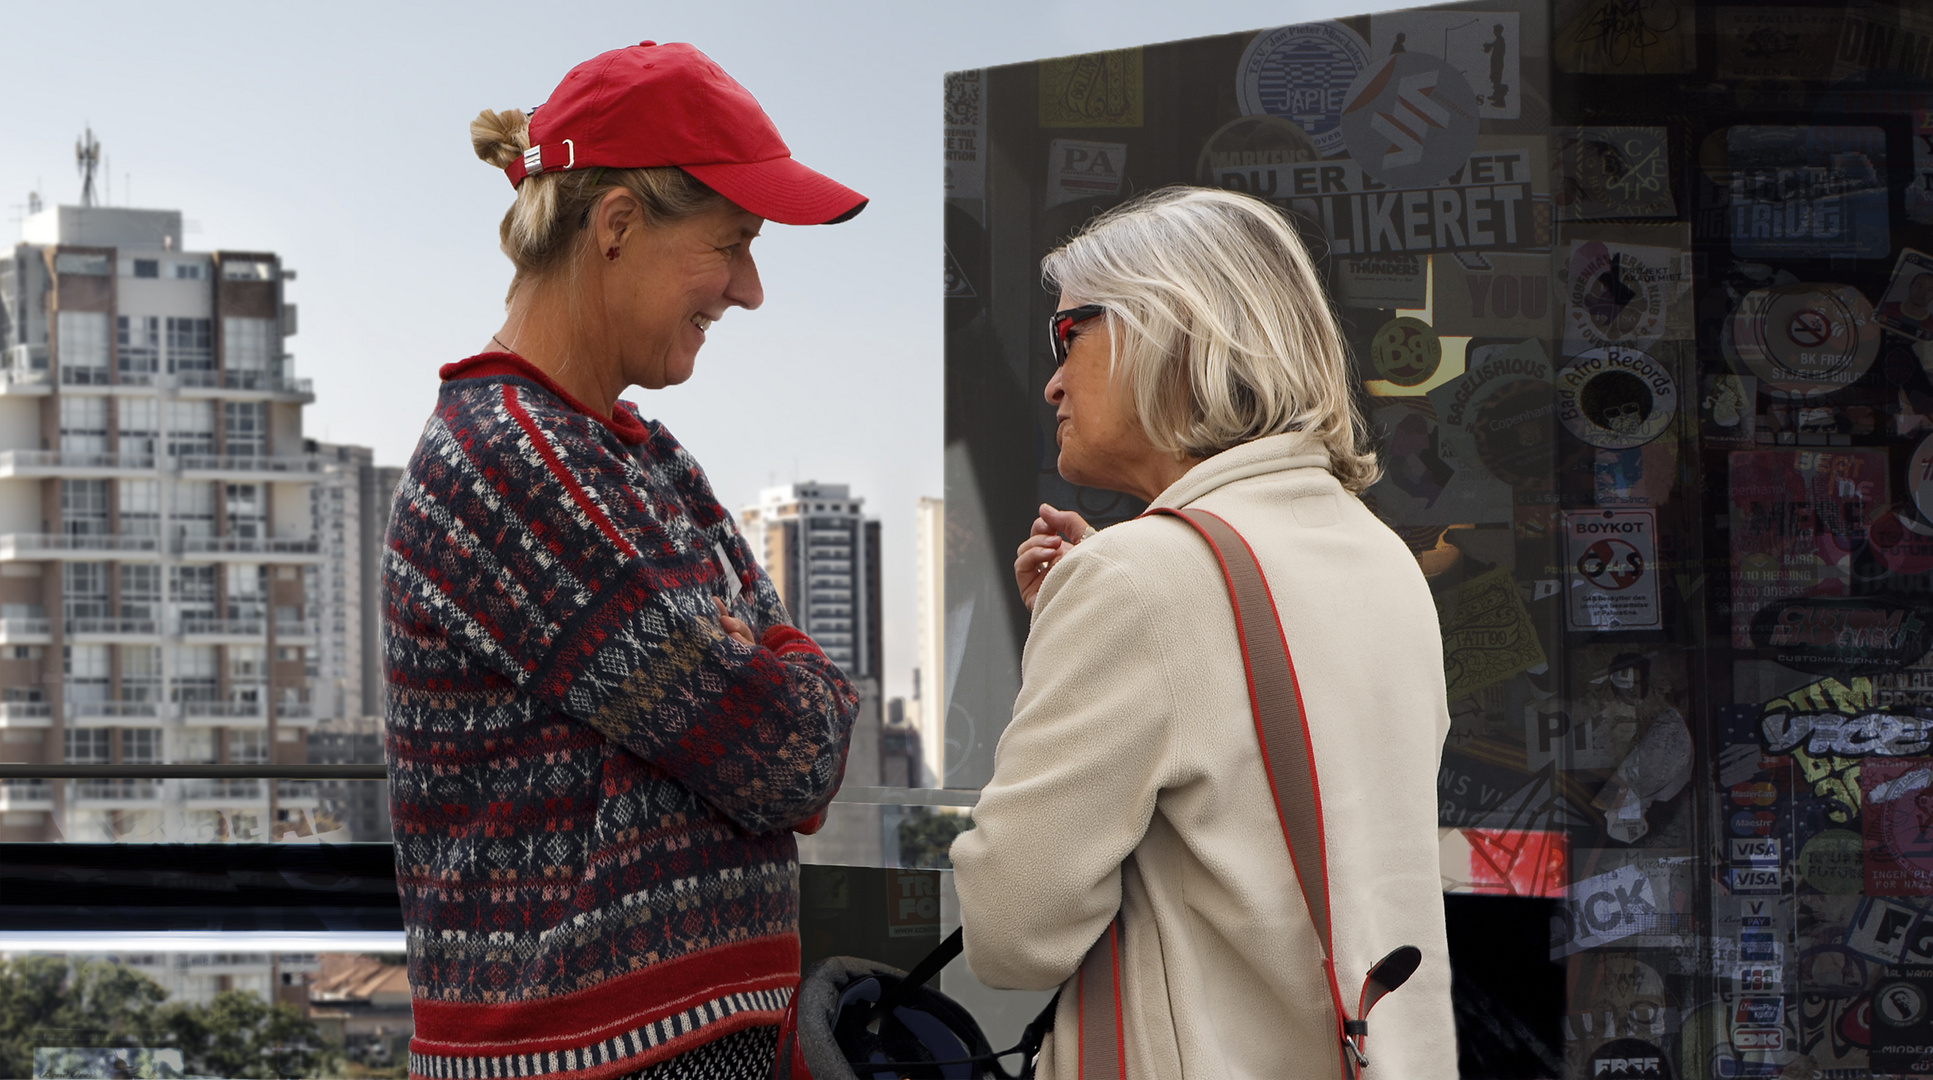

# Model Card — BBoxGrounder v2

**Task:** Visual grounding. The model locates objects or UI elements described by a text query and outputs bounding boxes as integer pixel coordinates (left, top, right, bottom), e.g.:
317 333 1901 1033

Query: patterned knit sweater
381 354 858 1080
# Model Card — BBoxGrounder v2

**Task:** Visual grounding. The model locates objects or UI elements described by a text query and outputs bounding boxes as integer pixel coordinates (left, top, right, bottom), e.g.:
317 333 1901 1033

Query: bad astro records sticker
1238 22 1370 157
1729 283 1879 397
1557 348 1678 449
1370 316 1442 386
1336 50 1480 189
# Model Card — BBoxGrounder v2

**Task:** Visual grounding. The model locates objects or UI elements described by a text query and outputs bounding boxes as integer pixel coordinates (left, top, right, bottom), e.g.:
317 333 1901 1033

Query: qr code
943 70 981 127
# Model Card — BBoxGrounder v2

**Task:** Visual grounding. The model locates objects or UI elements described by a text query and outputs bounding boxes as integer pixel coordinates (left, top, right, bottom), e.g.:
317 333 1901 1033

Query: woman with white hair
951 186 1457 1078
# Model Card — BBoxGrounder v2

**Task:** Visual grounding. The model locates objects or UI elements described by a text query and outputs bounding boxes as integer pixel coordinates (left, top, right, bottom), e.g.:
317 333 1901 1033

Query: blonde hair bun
471 109 530 170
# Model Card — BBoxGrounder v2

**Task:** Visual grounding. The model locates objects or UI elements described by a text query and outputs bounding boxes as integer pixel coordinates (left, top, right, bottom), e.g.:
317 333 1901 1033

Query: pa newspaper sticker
1558 127 1675 220
1370 316 1442 386
1238 22 1369 156
1563 240 1684 354
1038 48 1143 128
1047 140 1127 208
1338 49 1481 190
1564 509 1662 632
1367 11 1520 120
1556 348 1678 450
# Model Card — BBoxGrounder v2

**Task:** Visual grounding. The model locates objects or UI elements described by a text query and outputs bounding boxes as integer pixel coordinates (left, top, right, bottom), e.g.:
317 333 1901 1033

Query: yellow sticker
1039 48 1143 128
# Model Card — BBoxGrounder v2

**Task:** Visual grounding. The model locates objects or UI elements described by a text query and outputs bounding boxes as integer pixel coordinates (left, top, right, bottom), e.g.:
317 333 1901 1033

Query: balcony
184 779 265 805
0 779 53 811
0 618 51 644
58 366 113 388
66 617 161 640
0 346 51 395
0 450 158 478
0 533 162 562
0 703 52 728
175 453 322 480
67 701 163 726
178 617 266 640
271 621 315 643
175 535 320 563
180 701 265 723
171 370 314 402
71 779 163 806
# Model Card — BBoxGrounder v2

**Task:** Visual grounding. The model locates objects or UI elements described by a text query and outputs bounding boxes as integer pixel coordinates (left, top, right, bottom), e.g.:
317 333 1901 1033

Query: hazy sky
5 0 1355 703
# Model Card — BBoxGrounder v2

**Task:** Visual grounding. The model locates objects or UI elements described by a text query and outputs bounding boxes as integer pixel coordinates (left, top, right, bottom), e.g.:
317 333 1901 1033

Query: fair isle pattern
384 355 858 1078
409 990 790 1080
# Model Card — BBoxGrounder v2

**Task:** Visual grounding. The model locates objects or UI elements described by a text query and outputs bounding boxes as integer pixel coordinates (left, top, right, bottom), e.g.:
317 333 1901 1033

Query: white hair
1041 186 1379 493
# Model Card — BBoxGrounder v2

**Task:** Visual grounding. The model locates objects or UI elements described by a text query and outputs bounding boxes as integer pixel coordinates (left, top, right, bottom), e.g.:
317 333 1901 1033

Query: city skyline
0 0 1346 706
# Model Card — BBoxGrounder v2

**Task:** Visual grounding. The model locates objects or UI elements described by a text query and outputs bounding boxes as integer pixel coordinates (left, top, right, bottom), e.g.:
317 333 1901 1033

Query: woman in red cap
381 42 867 1080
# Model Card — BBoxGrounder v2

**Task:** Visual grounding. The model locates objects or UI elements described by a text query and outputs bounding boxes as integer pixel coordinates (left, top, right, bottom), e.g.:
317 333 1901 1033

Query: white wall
0 399 41 451
0 480 41 534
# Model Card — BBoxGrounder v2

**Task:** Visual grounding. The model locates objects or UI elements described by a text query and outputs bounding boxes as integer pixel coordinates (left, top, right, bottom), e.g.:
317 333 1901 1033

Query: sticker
942 70 986 201
1454 826 1569 897
1367 12 1520 120
1830 6 1933 80
1563 509 1662 631
1337 50 1481 190
1585 1038 1672 1079
1700 374 1757 446
1731 837 1781 865
1734 997 1785 1027
1706 126 1889 260
1846 898 1933 964
1194 114 1319 188
1371 316 1442 386
1046 140 1127 208
1237 23 1370 156
1713 8 1843 80
1436 566 1547 701
1914 436 1933 524
1913 110 1933 226
1430 338 1557 496
1556 348 1678 451
1872 965 1933 1075
1748 596 1932 676
1799 829 1865 894
1728 866 1782 894
1218 143 1544 256
1866 761 1933 896
1554 863 1662 955
1727 450 1889 647
1038 49 1143 128
1558 128 1675 220
1430 252 1553 340
1562 241 1683 354
1335 254 1427 308
1553 0 1696 74
1877 249 1933 343
942 245 975 299
1368 399 1509 526
1727 283 1879 397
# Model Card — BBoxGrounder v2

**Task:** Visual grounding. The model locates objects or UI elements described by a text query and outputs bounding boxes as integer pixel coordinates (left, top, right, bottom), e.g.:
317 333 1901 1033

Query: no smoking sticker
1564 509 1661 632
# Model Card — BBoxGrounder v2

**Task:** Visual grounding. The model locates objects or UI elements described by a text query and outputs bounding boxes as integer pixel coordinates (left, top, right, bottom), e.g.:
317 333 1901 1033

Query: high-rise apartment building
739 482 881 680
308 443 402 725
0 204 321 843
913 496 943 787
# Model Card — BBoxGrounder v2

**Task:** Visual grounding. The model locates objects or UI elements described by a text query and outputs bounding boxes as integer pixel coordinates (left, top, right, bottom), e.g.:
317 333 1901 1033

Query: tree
897 807 973 869
151 991 333 1080
0 957 165 1078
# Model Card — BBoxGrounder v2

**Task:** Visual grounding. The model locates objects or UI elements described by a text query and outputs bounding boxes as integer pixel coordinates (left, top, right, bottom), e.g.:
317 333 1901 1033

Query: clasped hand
1012 503 1094 612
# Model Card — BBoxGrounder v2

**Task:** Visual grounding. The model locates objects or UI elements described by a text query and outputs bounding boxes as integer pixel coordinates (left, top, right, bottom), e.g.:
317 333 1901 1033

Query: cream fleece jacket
951 431 1457 1080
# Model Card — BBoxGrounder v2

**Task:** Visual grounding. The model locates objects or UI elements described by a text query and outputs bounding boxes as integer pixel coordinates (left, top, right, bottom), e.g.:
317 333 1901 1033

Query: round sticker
1194 114 1320 187
1877 981 1929 1027
1910 434 1933 523
1565 241 1670 351
1728 283 1879 397
1370 316 1442 386
1469 380 1556 489
1237 23 1369 157
1556 348 1679 449
1336 51 1480 189
1797 829 1864 894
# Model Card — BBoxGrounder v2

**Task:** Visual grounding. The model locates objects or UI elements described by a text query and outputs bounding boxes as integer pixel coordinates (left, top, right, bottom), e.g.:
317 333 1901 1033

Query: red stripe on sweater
409 934 799 1051
501 385 639 560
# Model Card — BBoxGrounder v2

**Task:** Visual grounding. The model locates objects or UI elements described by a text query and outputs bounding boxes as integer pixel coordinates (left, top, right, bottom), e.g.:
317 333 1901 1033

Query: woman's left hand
714 597 755 646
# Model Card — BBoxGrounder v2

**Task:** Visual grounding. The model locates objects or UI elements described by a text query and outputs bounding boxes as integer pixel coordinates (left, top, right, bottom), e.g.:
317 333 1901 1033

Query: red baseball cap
505 41 866 226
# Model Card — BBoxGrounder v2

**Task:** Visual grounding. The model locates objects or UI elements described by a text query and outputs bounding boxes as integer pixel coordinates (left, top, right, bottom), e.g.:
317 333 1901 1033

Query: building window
132 259 159 279
117 315 160 375
172 481 216 539
223 318 275 373
119 480 160 538
226 564 266 621
64 728 110 765
229 727 269 765
225 484 265 539
119 565 160 621
120 644 162 704
63 643 110 706
62 563 109 623
61 480 109 536
118 398 160 456
54 253 110 276
221 260 274 282
56 311 110 375
58 397 108 455
165 317 213 372
172 262 205 281
121 727 160 764
223 402 268 456
171 645 217 705
170 565 217 624
165 400 215 457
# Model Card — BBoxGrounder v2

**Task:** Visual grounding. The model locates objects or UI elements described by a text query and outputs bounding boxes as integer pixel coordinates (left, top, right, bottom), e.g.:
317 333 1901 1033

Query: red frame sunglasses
1047 304 1107 366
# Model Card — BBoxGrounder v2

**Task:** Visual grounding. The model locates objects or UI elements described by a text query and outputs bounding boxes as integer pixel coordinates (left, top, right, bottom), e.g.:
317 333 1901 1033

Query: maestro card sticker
1337 50 1481 190
1367 11 1520 120
1238 23 1370 156
1563 509 1662 632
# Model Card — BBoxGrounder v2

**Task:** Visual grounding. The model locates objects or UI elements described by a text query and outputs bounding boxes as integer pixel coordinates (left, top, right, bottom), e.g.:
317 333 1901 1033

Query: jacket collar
1146 431 1333 511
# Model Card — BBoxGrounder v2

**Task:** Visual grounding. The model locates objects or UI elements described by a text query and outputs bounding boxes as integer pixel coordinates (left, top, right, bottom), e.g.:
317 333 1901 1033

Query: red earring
606 246 620 261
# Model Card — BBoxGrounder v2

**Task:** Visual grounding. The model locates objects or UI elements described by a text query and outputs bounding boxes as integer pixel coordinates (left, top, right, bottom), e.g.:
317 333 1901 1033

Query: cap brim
683 157 867 226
